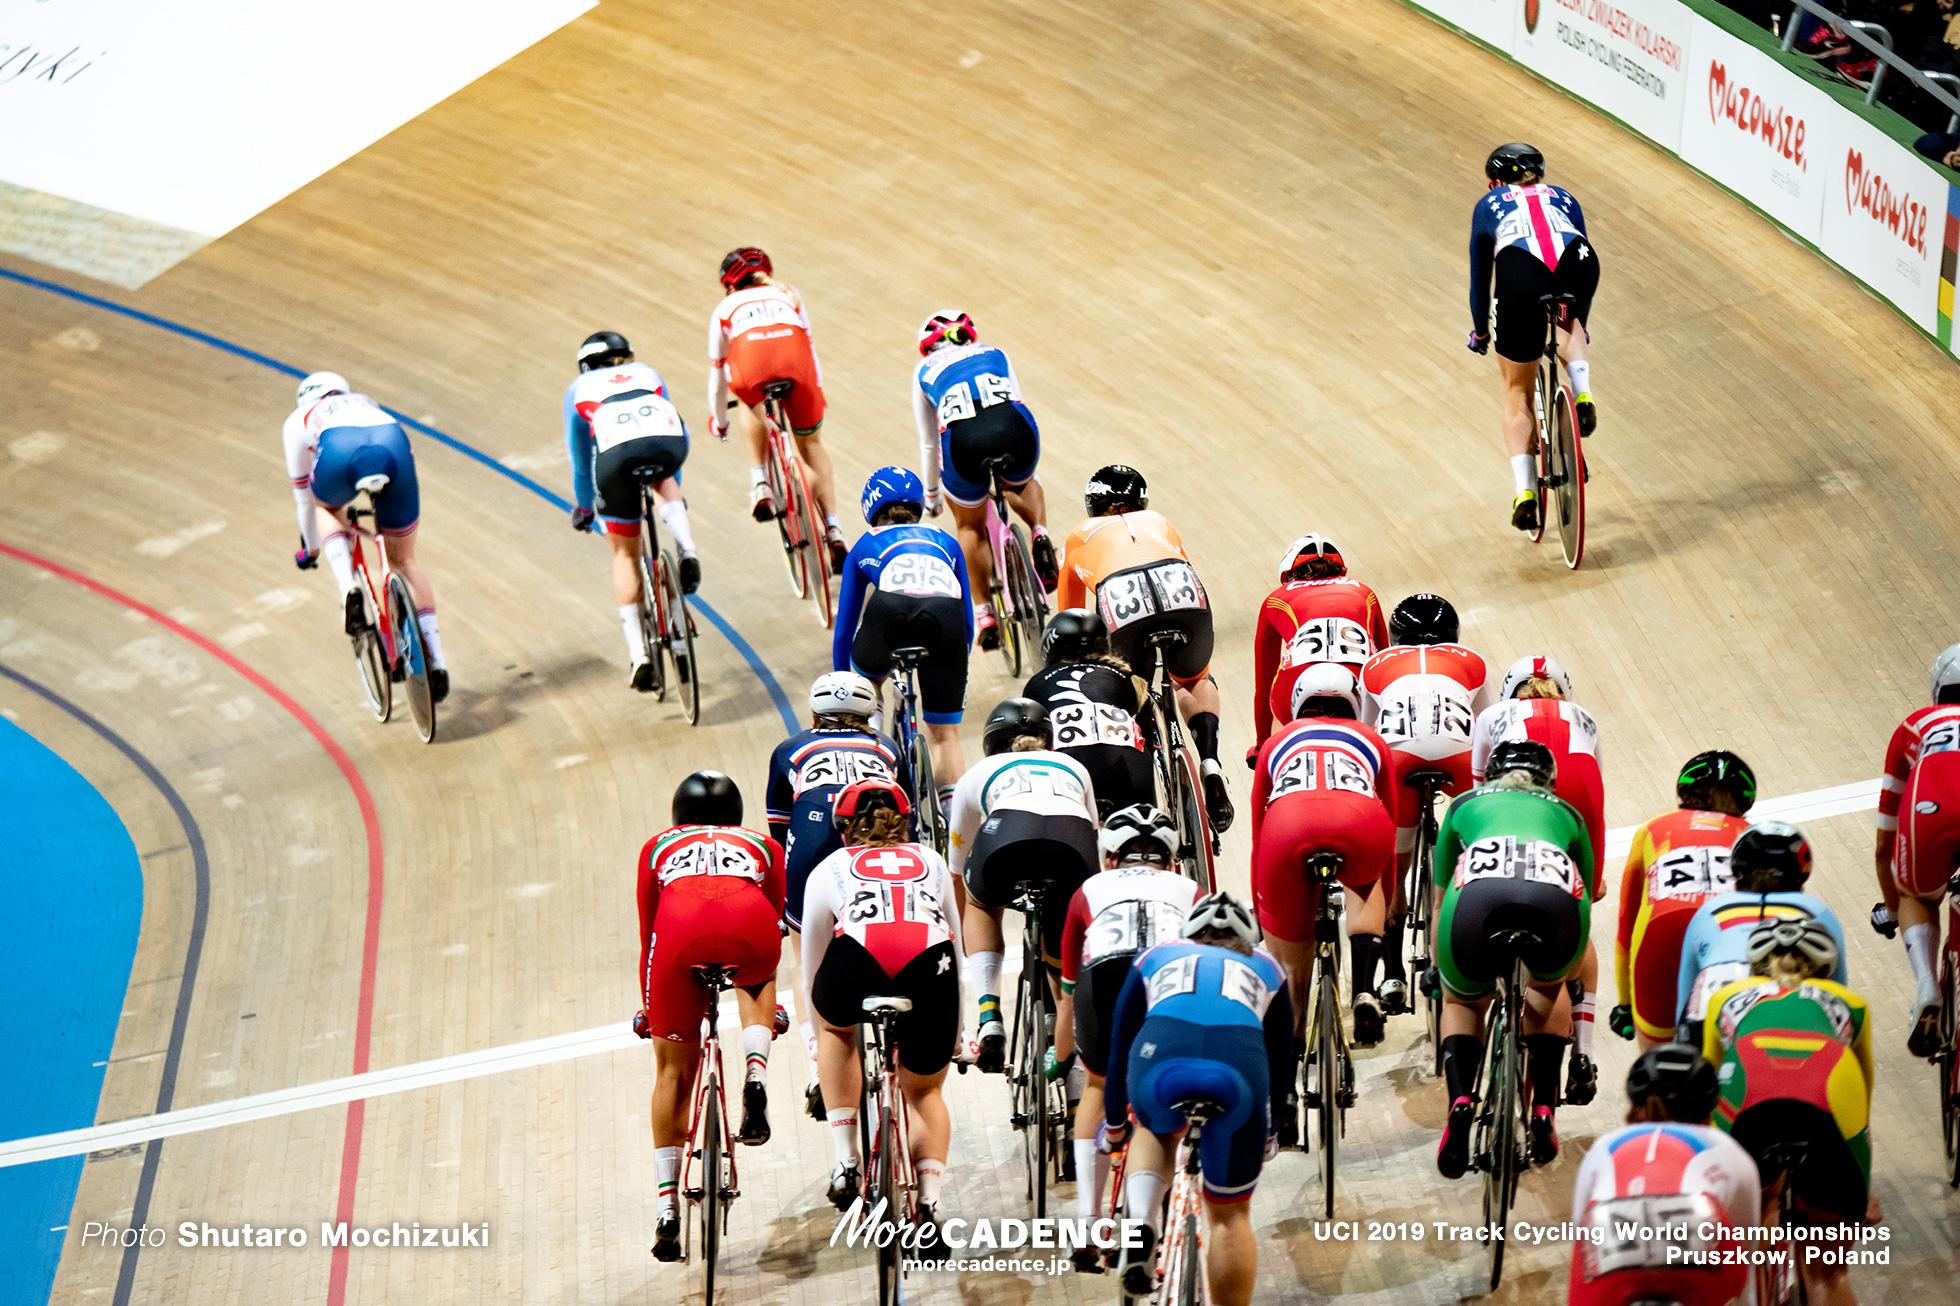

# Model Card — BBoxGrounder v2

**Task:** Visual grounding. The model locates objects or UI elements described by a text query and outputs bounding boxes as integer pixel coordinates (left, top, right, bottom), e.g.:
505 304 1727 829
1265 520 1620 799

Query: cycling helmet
861 466 925 525
577 331 632 372
809 671 878 721
983 697 1051 755
1488 739 1557 787
1277 534 1345 582
295 371 349 405
918 311 977 355
1098 804 1177 865
1486 142 1546 184
1084 465 1148 516
1499 655 1572 700
1042 608 1109 666
1389 593 1459 646
1676 750 1757 811
1180 891 1262 949
718 246 772 290
1933 643 1960 704
1624 1046 1720 1123
1289 663 1361 721
831 777 912 832
1745 916 1840 975
1730 821 1811 892
673 770 742 826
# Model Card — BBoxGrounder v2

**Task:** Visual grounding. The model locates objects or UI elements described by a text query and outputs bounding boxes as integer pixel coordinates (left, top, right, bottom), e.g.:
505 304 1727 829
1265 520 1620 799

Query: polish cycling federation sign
1513 0 1692 151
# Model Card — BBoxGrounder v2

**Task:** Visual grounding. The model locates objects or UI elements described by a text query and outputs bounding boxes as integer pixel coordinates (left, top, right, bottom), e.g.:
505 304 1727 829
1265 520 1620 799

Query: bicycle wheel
658 549 701 725
1004 523 1047 664
795 456 834 629
876 1088 900 1306
1527 366 1551 545
701 1076 723 1304
992 571 1023 676
1175 1208 1203 1306
387 574 436 743
1941 953 1959 1188
1415 810 1442 1077
911 707 945 855
1317 973 1340 1218
768 432 809 600
1028 937 1051 1216
1172 746 1215 892
1007 958 1037 1207
1552 384 1586 569
1482 967 1523 1292
637 523 667 701
352 604 391 723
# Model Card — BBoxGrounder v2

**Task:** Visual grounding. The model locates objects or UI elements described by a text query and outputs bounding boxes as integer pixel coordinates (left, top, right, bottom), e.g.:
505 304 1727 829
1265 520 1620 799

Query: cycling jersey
764 725 910 929
635 824 787 1040
912 341 1040 506
951 750 1099 961
1470 697 1605 871
1615 808 1746 1042
1361 644 1491 836
1250 718 1395 942
562 361 685 523
1057 511 1192 613
1059 511 1212 686
949 750 1099 869
1434 785 1594 995
835 525 974 725
284 392 421 538
1059 867 1200 1075
1023 660 1150 815
707 282 825 432
1468 183 1589 335
1568 1123 1760 1306
1878 703 1960 899
1250 576 1389 744
1674 892 1847 1034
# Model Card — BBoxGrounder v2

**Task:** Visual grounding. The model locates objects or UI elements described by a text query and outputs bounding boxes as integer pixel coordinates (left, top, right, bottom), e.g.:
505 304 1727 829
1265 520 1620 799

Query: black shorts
1492 239 1600 364
811 935 959 1076
593 434 688 522
1074 953 1136 1077
963 809 1098 966
1067 744 1154 819
1726 1099 1867 1225
1099 561 1214 686
1439 876 1586 998
851 591 970 725
942 402 1038 508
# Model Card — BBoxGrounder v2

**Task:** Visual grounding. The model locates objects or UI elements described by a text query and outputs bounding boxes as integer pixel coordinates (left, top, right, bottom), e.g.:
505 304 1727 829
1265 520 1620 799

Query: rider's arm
1468 199 1498 335
1247 739 1272 844
760 834 787 917
1102 963 1147 1128
563 384 596 512
939 854 967 1049
949 534 975 646
1614 827 1650 1005
764 741 794 849
706 311 731 430
282 410 323 552
1250 601 1281 744
1058 887 1090 994
1569 811 1598 902
912 371 942 499
636 836 662 1002
1824 911 1851 986
1002 353 1038 437
832 546 868 672
800 858 840 981
1875 721 1910 911
1850 994 1874 1110
1563 189 1589 238
947 768 981 877
1365 588 1389 652
1056 527 1088 611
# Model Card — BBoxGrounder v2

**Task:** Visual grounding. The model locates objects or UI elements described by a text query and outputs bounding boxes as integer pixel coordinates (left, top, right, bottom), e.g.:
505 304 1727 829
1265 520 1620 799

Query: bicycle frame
1470 943 1536 1293
680 965 740 1289
634 469 701 725
758 383 832 627
887 646 945 855
1400 768 1449 1073
1157 1105 1217 1306
1531 293 1586 569
342 485 434 742
1304 854 1352 1217
1139 630 1216 889
981 457 1046 676
861 997 916 1305
1940 873 1960 1188
1007 889 1065 1216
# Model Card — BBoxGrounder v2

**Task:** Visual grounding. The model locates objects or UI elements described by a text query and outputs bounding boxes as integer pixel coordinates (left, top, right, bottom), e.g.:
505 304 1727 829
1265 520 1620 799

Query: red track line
0 541 384 1306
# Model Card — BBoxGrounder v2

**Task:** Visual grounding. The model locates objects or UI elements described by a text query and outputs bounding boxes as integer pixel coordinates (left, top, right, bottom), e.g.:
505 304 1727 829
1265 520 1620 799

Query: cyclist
1104 893 1294 1306
1675 821 1847 1050
285 371 450 701
1703 919 1875 1301
1466 142 1601 533
1871 642 1960 1056
1052 804 1199 1272
765 671 908 1109
1612 751 1753 1048
1058 464 1233 832
835 467 973 793
912 310 1057 648
1024 608 1152 818
1469 654 1605 1102
801 778 964 1234
633 772 785 1261
706 247 846 569
1250 533 1388 749
1569 1048 1760 1306
1432 740 1593 1177
948 697 1099 1070
1249 665 1396 1058
1360 592 1490 1012
562 331 700 690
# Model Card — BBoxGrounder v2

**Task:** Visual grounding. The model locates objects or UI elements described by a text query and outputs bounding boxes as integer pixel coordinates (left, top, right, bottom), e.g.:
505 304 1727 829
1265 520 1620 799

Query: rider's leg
793 430 840 528
1901 891 1943 1052
1172 676 1223 765
1567 941 1600 1103
923 721 966 792
900 1065 952 1209
738 402 771 513
1265 934 1315 1044
961 903 1007 1046
1498 354 1538 497
1555 321 1592 403
1524 978 1574 1140
1122 1128 1175 1238
1345 878 1386 995
382 532 446 670
605 532 649 671
816 1020 864 1171
734 980 777 1087
316 505 357 593
650 1039 703 1222
949 499 992 597
1005 476 1047 532
652 478 698 554
1074 1072 1109 1218
1202 1198 1257 1306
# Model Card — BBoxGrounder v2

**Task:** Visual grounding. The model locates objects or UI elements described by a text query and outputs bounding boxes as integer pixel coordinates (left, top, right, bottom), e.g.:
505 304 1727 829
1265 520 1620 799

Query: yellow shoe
1574 391 1596 436
1511 489 1541 532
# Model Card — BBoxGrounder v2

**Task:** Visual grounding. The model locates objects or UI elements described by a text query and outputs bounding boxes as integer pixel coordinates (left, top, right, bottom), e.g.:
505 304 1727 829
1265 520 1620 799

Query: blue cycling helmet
861 466 925 525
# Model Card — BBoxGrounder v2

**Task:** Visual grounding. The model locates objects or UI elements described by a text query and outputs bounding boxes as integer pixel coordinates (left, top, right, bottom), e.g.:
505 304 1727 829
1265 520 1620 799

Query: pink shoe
1437 1095 1474 1178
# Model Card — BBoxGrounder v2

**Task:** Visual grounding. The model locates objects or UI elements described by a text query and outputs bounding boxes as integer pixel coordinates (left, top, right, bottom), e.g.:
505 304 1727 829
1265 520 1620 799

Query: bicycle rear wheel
767 430 809 600
1172 746 1215 892
876 1090 901 1306
387 573 436 743
991 572 1023 676
1316 974 1340 1218
637 521 667 701
658 549 700 725
1004 522 1046 663
795 455 833 629
1940 953 1959 1188
1552 384 1586 569
1482 965 1524 1292
701 1077 723 1304
352 598 391 722
911 705 945 854
1414 812 1442 1077
1527 367 1551 545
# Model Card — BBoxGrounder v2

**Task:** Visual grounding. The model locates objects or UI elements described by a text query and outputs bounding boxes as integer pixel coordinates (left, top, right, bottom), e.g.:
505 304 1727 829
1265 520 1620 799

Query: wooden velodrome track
4 0 1957 1300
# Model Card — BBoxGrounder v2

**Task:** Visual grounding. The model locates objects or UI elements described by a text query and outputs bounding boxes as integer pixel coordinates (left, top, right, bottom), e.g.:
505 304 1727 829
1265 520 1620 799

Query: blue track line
0 265 798 732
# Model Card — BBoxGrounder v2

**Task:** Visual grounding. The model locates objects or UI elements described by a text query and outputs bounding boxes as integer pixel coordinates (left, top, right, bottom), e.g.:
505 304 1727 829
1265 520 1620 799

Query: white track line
1 779 1885 1169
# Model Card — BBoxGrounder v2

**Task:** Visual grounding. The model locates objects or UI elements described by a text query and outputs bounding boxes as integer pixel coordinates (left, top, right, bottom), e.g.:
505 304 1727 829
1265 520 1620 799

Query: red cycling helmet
718 247 772 291
831 777 913 832
918 311 977 356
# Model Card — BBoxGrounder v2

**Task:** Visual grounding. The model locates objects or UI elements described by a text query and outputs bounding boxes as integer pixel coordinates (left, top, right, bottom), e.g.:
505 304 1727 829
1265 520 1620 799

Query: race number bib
1922 718 1960 757
1272 746 1374 799
796 749 894 794
1684 961 1751 1022
1650 846 1734 902
1584 1195 1711 1277
1097 563 1207 632
1220 957 1269 1015
1373 691 1473 745
1084 899 1186 966
880 553 961 599
659 840 762 885
1282 617 1371 668
1144 954 1198 1008
936 372 1019 427
1452 836 1580 896
1051 700 1141 751
594 397 683 453
729 298 800 335
983 762 1088 810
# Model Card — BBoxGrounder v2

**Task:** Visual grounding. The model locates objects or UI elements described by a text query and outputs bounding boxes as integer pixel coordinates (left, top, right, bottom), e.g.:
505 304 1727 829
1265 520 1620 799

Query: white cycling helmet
1277 533 1345 582
1290 663 1361 721
1932 643 1960 705
809 671 878 720
295 371 349 405
1500 654 1572 701
1180 891 1261 949
1098 804 1178 864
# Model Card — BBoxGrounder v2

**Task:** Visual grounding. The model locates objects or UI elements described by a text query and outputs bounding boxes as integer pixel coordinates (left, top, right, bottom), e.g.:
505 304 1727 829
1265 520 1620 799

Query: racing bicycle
1138 628 1217 891
1302 852 1356 1218
1120 1097 1222 1306
679 964 742 1304
860 993 918 1306
1469 931 1540 1293
1524 293 1587 570
888 645 946 855
1006 883 1070 1215
1939 871 1960 1188
979 454 1048 676
1402 767 1452 1076
344 474 436 743
630 465 701 725
756 380 833 627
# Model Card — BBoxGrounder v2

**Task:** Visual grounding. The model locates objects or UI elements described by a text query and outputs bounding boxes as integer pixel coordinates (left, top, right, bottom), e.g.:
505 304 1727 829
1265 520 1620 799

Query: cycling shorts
1251 791 1393 944
1124 1016 1269 1205
1566 1254 1747 1306
1724 1097 1868 1226
1389 748 1473 848
781 811 843 932
726 332 825 433
591 434 688 536
963 809 1098 967
1625 900 1702 1042
1436 876 1587 999
1892 751 1960 899
940 403 1038 509
1073 953 1135 1077
1099 562 1213 688
812 935 959 1075
641 877 782 1040
1492 238 1600 364
1064 742 1154 820
311 423 420 534
850 590 970 725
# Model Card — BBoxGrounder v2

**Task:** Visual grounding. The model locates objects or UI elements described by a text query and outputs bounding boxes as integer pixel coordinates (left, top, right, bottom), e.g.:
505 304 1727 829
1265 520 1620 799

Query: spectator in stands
1912 128 1960 166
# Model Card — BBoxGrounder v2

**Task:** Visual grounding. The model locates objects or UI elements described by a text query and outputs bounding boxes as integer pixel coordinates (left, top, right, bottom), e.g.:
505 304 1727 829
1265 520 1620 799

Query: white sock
322 532 356 593
1568 360 1592 396
1125 1169 1167 1234
742 1024 771 1084
1573 991 1596 1058
825 513 840 530
415 609 445 668
655 1145 681 1217
749 465 768 486
827 1108 861 1166
1074 1141 1101 1219
916 1158 945 1207
1905 924 1938 1001
657 499 696 555
1511 454 1536 495
965 951 1004 1025
620 604 647 663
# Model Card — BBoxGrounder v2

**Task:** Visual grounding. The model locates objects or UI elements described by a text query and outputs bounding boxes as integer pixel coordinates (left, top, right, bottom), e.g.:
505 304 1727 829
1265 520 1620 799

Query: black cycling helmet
673 770 741 825
1488 739 1557 788
1085 465 1148 516
1389 593 1459 646
1042 608 1109 666
983 697 1052 756
1730 820 1812 892
1624 1046 1719 1124
578 330 632 372
1486 142 1546 184
1676 750 1757 812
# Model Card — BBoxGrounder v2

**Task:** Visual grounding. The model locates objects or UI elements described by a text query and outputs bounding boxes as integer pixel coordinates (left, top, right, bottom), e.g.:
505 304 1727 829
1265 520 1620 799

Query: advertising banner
1412 0 1519 54
1817 113 1946 331
1513 0 1694 150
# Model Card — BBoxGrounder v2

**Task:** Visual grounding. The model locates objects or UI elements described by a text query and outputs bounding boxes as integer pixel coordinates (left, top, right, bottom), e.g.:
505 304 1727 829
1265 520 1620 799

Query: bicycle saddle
690 963 743 987
1538 293 1577 305
1147 628 1188 646
1305 851 1345 883
862 996 915 1015
762 379 797 398
1172 1097 1226 1122
1403 768 1452 791
355 473 392 494
891 645 930 669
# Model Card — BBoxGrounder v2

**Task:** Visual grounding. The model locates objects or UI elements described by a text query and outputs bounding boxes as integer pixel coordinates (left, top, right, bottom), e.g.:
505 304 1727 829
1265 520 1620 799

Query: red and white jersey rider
1877 699 1960 903
1569 1121 1760 1306
1360 595 1490 848
1251 534 1389 746
803 841 963 977
1471 656 1605 872
636 821 787 1041
707 275 826 435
